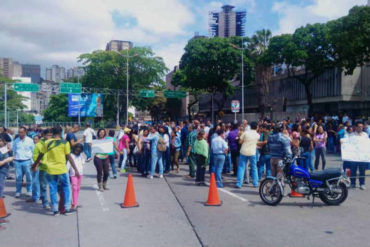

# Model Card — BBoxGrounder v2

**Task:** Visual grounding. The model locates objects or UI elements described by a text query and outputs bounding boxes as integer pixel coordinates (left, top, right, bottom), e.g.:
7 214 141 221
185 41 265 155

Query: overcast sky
0 0 366 77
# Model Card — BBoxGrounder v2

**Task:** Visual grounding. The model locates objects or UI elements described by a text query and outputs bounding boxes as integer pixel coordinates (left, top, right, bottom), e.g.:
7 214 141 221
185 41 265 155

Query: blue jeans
15 160 32 194
163 147 171 173
140 151 151 176
350 162 367 186
108 154 117 176
299 152 311 171
223 153 232 173
213 154 225 188
39 170 49 206
236 154 258 187
47 173 71 212
31 169 40 201
119 149 128 170
0 164 9 197
258 154 271 179
84 143 92 159
150 152 163 176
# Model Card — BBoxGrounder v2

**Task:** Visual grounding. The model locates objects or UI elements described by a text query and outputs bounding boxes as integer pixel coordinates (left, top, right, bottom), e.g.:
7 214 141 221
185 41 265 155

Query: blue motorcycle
259 156 350 206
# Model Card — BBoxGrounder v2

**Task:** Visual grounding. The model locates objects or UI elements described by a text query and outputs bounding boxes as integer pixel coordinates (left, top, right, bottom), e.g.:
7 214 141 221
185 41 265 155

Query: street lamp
231 37 245 122
114 50 139 126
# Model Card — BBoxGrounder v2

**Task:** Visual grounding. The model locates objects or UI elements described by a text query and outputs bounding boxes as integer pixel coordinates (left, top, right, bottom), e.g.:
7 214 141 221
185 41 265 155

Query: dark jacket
267 132 292 159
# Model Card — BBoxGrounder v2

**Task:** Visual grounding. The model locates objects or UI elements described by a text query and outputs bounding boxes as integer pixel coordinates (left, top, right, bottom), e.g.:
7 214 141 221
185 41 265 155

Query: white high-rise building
106 40 133 52
209 5 246 37
45 65 66 82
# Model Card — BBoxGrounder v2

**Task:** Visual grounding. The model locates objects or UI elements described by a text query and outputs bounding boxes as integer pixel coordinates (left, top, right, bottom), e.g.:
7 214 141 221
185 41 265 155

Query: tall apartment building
209 5 246 37
13 62 23 77
0 58 14 78
66 67 85 79
45 65 66 82
31 80 60 113
21 64 41 83
106 40 133 52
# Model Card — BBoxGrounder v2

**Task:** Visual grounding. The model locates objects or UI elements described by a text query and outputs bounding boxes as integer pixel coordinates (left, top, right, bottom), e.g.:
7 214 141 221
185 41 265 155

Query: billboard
68 93 104 117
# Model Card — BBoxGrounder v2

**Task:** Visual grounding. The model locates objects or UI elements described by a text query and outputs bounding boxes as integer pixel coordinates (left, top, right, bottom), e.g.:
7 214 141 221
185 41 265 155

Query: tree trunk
255 64 271 119
304 83 313 118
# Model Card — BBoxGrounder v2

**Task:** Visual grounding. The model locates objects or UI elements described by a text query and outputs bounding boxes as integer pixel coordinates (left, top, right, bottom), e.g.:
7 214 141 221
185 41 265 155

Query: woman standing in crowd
93 129 110 192
299 128 313 171
159 126 171 174
139 129 151 177
171 128 181 173
194 130 209 185
314 125 327 170
107 130 120 179
118 128 130 173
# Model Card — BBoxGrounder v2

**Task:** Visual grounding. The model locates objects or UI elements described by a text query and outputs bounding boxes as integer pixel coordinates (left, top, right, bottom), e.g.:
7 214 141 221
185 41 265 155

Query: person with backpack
32 126 80 216
146 126 165 179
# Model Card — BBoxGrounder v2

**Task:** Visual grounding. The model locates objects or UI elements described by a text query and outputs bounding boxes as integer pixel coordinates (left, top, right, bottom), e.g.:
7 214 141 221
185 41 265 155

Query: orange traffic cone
0 198 10 218
121 174 139 208
205 173 222 206
290 189 304 198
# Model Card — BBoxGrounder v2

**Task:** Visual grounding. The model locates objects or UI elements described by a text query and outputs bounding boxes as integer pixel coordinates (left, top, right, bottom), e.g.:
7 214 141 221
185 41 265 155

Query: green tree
78 47 168 122
266 23 333 116
43 94 72 122
178 37 241 120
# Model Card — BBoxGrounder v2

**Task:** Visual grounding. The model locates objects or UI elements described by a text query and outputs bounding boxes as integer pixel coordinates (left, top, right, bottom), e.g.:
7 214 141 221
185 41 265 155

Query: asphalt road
1 154 369 247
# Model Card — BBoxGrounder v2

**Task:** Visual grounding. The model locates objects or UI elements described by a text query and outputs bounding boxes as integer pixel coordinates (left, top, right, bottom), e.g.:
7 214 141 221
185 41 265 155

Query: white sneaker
26 192 32 197
159 174 163 178
360 185 366 190
15 193 20 198
148 175 153 179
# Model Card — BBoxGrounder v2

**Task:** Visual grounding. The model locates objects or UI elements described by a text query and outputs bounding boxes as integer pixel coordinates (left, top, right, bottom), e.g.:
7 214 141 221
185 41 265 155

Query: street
1 155 369 247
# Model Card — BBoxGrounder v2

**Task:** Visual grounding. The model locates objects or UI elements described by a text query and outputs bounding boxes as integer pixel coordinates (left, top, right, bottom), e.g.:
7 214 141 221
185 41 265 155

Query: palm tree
249 29 272 118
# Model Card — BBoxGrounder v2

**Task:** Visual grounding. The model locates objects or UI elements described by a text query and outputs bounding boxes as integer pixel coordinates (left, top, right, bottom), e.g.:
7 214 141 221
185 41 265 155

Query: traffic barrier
121 174 139 208
205 173 222 206
0 198 10 218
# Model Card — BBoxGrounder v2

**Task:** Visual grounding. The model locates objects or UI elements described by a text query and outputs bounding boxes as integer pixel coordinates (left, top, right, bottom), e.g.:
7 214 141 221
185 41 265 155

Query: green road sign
60 82 82 94
13 83 39 92
140 89 155 98
164 90 187 98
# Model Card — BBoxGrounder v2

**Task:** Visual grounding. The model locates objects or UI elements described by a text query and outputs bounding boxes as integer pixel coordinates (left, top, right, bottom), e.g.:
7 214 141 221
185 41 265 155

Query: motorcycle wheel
259 178 283 206
319 182 348 206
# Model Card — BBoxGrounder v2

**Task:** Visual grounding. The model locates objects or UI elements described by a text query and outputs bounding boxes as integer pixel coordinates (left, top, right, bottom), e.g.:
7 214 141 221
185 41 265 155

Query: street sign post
164 91 187 98
139 89 155 98
13 83 39 92
60 82 82 94
231 100 240 123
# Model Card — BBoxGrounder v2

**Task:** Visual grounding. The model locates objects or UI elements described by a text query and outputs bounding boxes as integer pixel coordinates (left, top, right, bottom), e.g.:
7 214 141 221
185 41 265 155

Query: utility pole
4 83 7 128
241 37 245 122
116 92 120 127
126 48 129 126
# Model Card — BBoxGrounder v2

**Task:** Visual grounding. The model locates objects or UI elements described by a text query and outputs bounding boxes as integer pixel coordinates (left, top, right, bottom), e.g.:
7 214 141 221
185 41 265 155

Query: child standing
67 144 85 210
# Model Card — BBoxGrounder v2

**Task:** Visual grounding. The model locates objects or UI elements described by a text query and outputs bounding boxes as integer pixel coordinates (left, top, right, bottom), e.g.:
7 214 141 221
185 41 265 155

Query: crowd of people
0 114 369 222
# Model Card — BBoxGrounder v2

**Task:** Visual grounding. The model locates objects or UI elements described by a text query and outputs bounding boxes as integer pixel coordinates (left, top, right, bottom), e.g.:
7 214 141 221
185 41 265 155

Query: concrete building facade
106 40 133 52
21 64 41 83
45 65 66 82
31 80 60 113
0 58 14 78
209 5 246 38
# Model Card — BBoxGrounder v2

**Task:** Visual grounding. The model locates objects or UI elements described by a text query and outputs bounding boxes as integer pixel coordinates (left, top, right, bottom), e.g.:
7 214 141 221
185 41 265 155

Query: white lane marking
205 182 248 202
93 184 110 212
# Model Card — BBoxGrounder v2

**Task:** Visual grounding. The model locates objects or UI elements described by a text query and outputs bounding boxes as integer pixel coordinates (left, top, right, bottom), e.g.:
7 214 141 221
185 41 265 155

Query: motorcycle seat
310 168 342 181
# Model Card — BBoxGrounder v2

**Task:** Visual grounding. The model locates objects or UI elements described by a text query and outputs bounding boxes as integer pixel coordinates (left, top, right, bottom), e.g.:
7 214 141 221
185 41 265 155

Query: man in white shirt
83 124 95 162
235 122 260 188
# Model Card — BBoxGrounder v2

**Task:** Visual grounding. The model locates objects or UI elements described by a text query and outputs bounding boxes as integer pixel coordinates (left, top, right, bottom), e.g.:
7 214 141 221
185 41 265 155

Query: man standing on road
146 126 164 179
32 126 80 216
83 123 95 162
186 121 200 179
13 127 34 198
267 123 292 178
66 124 83 147
211 129 228 188
235 122 260 188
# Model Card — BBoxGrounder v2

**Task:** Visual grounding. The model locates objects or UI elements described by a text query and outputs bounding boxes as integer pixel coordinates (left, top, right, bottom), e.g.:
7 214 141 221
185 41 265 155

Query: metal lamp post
231 37 245 122
114 50 138 126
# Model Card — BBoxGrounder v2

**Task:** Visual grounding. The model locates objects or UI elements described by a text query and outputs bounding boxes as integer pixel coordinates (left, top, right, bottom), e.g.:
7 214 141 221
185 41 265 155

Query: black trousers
94 156 110 183
231 150 240 176
195 154 206 182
